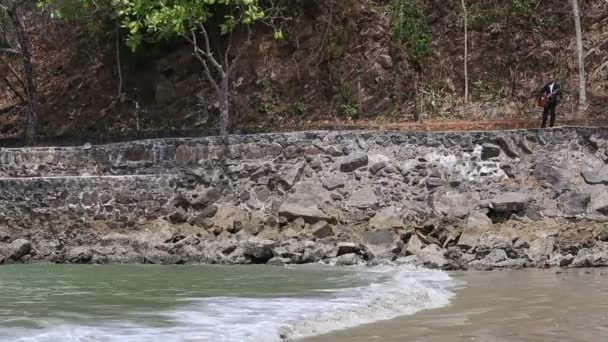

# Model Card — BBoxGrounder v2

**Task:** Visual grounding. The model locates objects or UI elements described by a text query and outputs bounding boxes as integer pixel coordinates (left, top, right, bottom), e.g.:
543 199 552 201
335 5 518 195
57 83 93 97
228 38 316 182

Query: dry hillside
0 0 607 138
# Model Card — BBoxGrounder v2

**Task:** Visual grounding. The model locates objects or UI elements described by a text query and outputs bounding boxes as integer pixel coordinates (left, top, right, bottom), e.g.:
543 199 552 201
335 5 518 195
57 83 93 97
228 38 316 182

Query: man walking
539 74 561 128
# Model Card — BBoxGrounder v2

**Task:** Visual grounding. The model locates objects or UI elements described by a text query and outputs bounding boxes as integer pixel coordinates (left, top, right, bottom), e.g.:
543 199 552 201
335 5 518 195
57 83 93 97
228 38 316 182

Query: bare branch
0 47 20 55
1 73 25 102
198 23 225 76
0 56 26 93
184 30 221 96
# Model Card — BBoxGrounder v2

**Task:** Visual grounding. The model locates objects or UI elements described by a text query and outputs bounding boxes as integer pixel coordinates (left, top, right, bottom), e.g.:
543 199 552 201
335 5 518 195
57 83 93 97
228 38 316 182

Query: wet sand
304 269 608 342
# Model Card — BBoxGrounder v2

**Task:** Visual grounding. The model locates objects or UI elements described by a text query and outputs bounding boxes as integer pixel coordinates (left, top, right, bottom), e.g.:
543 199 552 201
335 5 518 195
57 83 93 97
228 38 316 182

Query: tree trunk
6 5 39 143
461 0 469 104
219 77 229 136
570 0 587 112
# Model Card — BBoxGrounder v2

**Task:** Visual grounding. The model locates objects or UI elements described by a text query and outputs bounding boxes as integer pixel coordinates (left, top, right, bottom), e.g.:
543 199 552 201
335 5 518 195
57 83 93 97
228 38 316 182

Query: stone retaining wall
1 127 607 268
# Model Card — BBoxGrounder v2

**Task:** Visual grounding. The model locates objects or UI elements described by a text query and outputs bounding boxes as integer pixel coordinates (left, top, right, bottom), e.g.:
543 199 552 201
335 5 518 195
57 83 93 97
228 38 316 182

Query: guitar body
537 96 549 108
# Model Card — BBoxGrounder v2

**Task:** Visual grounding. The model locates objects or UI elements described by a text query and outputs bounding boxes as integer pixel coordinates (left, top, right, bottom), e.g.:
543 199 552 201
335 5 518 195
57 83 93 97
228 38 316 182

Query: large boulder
67 246 93 263
322 177 346 191
340 153 368 172
241 238 276 262
490 192 530 212
6 239 32 261
432 190 481 219
335 253 362 266
191 187 223 209
168 207 188 224
571 246 608 267
336 242 357 256
418 244 448 268
279 161 305 189
279 183 335 223
369 206 404 229
476 231 514 255
533 164 563 187
468 249 509 270
457 211 493 249
405 234 423 255
558 192 590 216
526 238 555 264
581 168 608 185
311 221 334 239
589 191 608 215
360 229 399 259
347 187 379 209
213 204 248 232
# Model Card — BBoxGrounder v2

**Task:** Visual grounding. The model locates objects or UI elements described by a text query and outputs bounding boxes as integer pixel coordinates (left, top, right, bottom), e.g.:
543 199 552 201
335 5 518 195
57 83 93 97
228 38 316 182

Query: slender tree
461 0 468 104
114 0 267 136
570 0 587 111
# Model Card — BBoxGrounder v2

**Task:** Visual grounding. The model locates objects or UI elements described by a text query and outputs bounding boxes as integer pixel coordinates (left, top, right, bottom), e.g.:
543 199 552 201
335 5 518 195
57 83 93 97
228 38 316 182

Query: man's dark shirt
541 81 561 103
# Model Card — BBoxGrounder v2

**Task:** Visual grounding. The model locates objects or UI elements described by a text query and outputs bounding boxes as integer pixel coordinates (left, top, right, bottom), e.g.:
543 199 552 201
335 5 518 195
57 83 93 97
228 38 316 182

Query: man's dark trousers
541 101 557 128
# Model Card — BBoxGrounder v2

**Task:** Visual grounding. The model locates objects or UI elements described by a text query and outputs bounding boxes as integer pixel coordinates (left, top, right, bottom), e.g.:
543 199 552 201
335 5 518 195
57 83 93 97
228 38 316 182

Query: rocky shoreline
1 127 608 270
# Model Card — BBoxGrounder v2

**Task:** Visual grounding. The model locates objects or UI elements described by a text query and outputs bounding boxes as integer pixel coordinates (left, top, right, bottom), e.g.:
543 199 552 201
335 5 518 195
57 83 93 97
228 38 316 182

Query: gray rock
191 188 222 209
279 183 334 223
168 207 188 224
335 253 362 266
484 249 508 264
418 244 447 268
360 229 399 259
496 137 520 158
570 246 608 267
369 161 387 175
8 239 32 260
337 242 357 256
242 238 276 261
405 234 423 255
481 144 501 160
490 192 530 212
279 161 305 189
476 232 513 254
458 211 493 249
340 153 368 172
301 244 331 263
213 204 248 232
324 146 343 157
369 206 404 229
533 164 563 186
433 191 481 219
526 238 555 263
347 188 379 209
589 191 608 215
144 249 181 264
267 257 290 266
198 204 219 219
559 254 575 267
311 221 334 239
558 192 590 216
425 177 447 189
322 177 345 191
67 246 93 263
581 168 608 185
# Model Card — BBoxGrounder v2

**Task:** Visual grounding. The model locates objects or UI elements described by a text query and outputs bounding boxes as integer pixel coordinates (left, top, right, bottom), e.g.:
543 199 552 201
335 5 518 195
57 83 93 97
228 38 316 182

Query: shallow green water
0 264 454 341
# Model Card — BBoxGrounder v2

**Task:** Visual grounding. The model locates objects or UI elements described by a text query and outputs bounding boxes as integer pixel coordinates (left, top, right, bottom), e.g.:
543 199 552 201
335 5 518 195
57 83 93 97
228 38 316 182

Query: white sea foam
6 266 455 342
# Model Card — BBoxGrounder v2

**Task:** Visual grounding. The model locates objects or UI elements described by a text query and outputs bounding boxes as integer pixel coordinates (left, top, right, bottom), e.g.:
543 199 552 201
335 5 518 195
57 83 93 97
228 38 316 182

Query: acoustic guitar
537 90 557 108
537 96 548 108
